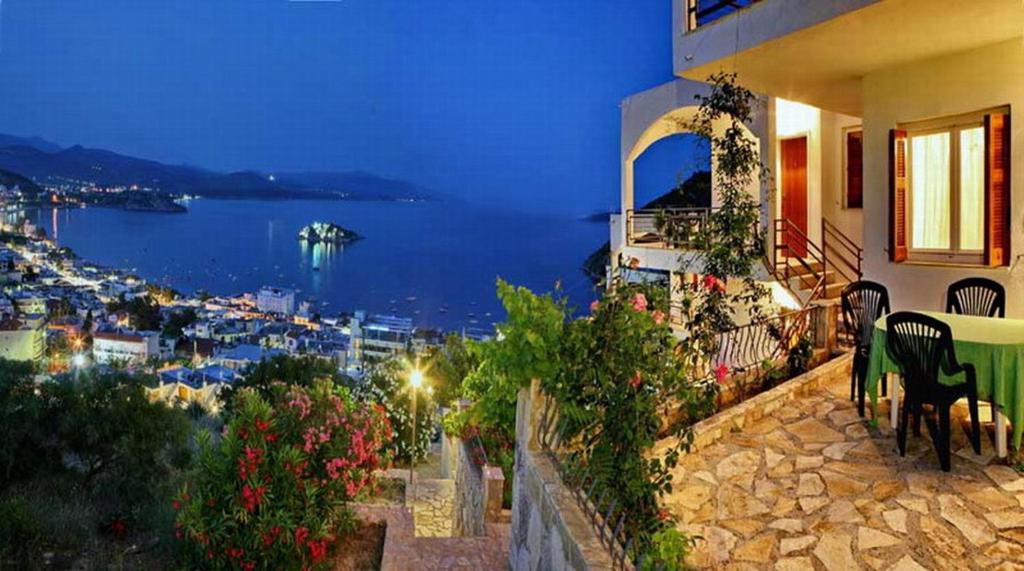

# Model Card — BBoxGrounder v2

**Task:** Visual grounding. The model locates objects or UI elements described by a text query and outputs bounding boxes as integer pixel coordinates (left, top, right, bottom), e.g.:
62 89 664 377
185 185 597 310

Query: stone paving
666 373 1024 570
411 478 457 538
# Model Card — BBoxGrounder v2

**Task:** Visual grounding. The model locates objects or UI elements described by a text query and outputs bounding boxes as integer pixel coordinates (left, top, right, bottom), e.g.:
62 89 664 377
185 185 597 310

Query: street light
408 366 425 512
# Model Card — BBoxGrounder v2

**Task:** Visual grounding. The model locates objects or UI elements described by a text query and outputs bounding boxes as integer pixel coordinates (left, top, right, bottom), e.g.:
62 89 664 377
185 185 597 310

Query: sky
0 0 704 216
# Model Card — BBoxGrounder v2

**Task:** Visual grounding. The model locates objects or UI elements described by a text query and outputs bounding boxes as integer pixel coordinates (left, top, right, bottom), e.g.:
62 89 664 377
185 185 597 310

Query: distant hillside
582 171 711 282
277 171 431 201
0 167 45 196
0 134 432 202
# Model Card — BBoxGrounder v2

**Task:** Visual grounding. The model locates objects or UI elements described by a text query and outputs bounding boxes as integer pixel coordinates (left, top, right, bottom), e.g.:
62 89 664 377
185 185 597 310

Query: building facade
256 286 296 315
92 329 160 365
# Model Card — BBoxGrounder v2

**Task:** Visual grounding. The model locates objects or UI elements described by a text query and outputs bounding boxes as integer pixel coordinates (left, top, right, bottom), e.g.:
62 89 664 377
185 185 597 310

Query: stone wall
509 381 619 571
446 432 506 537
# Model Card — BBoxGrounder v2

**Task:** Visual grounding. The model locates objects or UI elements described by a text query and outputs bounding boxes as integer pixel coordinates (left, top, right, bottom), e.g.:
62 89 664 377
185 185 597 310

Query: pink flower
703 274 726 294
714 363 730 384
651 310 665 325
590 300 600 314
628 257 640 270
629 371 642 389
631 293 648 312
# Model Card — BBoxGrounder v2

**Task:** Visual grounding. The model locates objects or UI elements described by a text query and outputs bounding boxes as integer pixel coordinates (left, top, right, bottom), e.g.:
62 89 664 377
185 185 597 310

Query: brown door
781 136 808 257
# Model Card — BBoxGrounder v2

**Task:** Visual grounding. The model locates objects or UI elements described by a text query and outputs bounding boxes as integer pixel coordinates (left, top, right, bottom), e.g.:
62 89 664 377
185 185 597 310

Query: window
845 129 863 208
889 108 1010 266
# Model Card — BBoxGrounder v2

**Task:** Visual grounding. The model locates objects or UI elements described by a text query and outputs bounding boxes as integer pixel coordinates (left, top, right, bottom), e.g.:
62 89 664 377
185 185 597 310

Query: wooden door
781 136 808 257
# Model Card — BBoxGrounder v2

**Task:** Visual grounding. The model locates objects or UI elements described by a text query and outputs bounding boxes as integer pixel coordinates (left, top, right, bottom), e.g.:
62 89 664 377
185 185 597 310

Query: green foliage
460 279 566 435
786 333 814 376
146 284 180 305
163 308 198 340
421 333 478 407
0 497 44 564
220 354 346 418
175 382 392 570
551 281 715 550
106 293 162 331
641 527 699 571
349 358 434 464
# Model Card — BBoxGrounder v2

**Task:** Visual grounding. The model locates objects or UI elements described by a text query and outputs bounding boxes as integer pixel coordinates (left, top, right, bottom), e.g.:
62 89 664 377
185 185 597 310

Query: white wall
862 39 1024 316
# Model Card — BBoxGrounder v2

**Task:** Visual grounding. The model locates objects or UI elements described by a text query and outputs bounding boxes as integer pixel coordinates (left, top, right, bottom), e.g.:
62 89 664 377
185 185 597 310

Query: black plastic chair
946 277 1005 318
884 312 981 471
841 281 890 417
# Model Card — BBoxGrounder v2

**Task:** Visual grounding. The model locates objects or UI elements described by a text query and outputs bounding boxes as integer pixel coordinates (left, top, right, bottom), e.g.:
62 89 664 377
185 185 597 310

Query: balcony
674 0 1023 115
680 0 760 33
625 207 712 250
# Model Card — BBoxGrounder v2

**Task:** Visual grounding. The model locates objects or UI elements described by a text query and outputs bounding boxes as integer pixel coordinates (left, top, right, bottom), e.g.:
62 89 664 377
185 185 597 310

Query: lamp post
408 368 424 508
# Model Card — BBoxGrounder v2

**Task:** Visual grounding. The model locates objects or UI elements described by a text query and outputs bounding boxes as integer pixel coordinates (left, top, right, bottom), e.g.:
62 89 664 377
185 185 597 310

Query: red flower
714 363 730 384
658 508 671 521
307 538 330 562
241 562 255 571
629 371 643 389
109 518 127 539
295 526 310 548
264 432 278 443
171 500 181 510
241 484 266 513
254 418 270 432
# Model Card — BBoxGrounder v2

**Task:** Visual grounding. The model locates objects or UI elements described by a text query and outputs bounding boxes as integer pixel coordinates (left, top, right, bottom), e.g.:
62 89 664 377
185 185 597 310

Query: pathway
665 373 1024 570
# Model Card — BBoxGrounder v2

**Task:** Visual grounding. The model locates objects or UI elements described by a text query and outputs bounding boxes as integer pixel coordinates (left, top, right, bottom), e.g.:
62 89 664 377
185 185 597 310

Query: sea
29 198 607 333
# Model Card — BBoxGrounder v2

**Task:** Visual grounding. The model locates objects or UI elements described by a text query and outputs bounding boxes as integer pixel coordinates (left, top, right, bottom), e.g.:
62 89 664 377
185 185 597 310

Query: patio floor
666 372 1024 570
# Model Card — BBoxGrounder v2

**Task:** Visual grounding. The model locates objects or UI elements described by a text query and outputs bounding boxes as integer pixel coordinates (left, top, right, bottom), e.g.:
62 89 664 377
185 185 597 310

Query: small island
298 221 362 245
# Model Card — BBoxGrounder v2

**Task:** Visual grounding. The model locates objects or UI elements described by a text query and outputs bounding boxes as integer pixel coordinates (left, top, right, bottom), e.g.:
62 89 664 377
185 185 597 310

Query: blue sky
0 0 704 216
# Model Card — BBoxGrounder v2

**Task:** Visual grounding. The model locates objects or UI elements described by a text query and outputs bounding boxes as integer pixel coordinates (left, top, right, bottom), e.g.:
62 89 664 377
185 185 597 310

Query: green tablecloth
865 311 1024 449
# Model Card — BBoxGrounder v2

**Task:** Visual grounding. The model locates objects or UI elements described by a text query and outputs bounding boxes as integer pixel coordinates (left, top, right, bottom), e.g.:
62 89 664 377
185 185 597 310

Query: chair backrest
946 277 1005 318
841 280 891 348
885 312 956 398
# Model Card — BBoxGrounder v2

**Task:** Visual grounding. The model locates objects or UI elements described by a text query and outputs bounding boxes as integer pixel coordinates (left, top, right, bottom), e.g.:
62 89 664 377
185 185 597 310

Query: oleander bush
174 381 392 571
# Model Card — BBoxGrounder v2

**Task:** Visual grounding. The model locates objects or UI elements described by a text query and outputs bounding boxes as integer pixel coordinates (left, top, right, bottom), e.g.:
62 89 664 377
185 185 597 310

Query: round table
865 310 1024 451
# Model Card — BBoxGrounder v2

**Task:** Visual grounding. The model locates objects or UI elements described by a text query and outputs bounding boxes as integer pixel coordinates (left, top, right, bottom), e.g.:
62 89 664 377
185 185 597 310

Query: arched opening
632 133 710 211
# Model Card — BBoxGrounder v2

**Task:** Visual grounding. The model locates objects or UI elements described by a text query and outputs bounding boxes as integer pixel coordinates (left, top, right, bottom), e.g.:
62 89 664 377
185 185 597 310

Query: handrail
772 218 827 303
625 207 714 250
714 306 814 375
821 218 863 285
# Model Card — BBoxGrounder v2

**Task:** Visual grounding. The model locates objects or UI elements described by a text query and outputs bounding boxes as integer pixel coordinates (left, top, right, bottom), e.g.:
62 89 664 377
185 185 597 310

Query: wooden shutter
889 129 908 262
846 131 863 208
984 113 1011 267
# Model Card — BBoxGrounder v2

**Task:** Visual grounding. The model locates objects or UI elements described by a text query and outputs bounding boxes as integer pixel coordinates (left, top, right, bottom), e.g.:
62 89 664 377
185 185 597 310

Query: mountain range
0 134 432 202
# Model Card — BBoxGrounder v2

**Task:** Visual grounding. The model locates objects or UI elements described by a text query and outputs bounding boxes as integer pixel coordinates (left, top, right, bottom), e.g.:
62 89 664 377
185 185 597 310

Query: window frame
842 126 863 209
901 109 996 265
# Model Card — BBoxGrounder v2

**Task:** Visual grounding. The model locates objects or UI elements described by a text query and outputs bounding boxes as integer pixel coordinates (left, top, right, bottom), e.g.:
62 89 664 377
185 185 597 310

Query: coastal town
0 211 465 409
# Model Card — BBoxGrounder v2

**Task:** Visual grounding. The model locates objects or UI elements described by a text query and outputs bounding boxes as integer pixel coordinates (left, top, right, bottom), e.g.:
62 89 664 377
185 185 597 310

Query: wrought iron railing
713 306 814 375
822 218 863 285
536 394 650 571
625 207 712 250
684 0 761 32
772 218 827 303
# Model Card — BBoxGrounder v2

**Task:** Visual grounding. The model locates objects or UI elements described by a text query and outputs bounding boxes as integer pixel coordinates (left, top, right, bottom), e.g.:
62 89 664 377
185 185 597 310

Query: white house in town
256 286 296 315
612 0 1024 317
92 329 160 365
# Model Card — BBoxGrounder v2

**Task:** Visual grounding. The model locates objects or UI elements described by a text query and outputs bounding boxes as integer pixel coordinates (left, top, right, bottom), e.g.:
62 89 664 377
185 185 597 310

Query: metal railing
625 207 712 250
684 0 761 32
713 306 814 375
536 395 649 571
772 218 827 303
822 218 863 285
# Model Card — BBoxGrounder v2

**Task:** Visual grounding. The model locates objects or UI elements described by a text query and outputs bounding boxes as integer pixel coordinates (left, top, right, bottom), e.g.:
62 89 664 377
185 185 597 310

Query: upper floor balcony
673 0 1023 115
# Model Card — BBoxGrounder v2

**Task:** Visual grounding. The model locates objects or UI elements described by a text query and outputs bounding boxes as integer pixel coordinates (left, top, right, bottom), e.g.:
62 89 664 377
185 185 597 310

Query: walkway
411 478 456 538
665 374 1024 570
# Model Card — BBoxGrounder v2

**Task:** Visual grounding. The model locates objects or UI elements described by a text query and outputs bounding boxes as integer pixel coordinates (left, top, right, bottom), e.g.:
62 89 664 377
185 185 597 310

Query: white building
256 286 296 315
0 317 45 362
92 329 160 365
613 0 1024 317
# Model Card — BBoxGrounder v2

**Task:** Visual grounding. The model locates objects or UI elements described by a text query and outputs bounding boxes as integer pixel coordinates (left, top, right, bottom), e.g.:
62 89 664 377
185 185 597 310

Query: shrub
175 381 392 570
220 355 348 418
349 358 434 464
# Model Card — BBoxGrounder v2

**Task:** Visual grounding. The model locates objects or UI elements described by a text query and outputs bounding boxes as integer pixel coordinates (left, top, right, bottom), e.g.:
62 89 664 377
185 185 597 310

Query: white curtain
959 127 985 251
911 132 950 250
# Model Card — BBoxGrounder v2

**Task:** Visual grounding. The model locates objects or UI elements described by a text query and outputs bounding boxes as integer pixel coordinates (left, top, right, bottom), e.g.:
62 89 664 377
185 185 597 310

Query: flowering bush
552 281 715 562
349 358 434 464
174 381 392 570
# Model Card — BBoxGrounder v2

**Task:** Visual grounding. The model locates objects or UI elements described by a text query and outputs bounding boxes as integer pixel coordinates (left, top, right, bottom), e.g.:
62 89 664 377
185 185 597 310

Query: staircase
772 218 863 305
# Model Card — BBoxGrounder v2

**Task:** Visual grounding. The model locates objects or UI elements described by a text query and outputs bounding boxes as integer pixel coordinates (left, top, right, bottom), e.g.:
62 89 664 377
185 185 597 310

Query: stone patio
666 371 1024 570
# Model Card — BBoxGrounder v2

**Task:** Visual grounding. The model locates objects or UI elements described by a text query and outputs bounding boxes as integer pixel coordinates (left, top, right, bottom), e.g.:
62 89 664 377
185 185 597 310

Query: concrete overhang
675 0 1024 115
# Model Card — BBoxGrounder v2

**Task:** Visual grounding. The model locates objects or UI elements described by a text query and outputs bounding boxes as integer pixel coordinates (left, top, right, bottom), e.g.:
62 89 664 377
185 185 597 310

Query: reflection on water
32 199 605 331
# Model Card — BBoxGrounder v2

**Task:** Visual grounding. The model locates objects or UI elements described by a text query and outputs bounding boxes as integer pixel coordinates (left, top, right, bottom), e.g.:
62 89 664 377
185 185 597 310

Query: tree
163 308 198 340
349 358 434 464
421 333 479 407
106 294 162 331
219 354 346 418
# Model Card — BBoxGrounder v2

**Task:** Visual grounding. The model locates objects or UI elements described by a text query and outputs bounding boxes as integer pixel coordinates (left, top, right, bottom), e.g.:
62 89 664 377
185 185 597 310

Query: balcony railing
683 0 761 32
625 207 712 250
